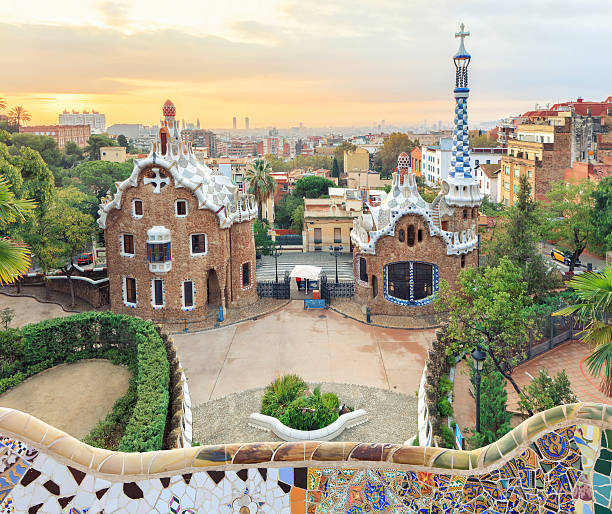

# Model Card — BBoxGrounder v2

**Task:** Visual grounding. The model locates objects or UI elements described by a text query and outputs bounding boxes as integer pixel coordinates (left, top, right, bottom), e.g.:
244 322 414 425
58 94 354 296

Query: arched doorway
207 269 221 308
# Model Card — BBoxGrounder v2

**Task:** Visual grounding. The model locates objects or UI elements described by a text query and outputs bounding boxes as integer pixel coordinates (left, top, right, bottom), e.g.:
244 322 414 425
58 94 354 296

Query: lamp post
273 244 283 283
471 345 486 434
329 245 343 284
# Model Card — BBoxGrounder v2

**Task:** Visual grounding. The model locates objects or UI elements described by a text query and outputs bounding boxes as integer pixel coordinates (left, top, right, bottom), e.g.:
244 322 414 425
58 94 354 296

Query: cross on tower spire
455 23 470 56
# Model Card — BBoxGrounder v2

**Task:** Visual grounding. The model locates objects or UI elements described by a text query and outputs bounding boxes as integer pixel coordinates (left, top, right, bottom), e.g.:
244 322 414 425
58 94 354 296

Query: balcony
147 226 172 273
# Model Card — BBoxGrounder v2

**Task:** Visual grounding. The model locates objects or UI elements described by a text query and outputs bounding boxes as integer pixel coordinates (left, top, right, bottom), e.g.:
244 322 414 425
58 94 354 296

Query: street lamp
329 245 343 284
273 244 283 283
471 345 486 434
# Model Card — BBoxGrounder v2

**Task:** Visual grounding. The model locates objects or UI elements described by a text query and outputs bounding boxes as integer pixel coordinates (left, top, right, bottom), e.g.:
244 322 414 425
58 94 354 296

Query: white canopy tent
289 265 323 293
289 265 322 280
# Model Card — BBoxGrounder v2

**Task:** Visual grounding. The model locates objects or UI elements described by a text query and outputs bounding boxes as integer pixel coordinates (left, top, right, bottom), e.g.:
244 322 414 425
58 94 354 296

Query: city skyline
1 0 611 128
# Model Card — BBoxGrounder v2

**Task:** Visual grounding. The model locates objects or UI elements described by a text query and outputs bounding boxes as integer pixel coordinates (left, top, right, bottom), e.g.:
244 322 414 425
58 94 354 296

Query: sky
1 0 611 129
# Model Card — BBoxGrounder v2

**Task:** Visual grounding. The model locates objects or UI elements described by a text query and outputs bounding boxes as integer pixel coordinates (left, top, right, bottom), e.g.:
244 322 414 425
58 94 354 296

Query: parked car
77 252 94 265
550 249 581 267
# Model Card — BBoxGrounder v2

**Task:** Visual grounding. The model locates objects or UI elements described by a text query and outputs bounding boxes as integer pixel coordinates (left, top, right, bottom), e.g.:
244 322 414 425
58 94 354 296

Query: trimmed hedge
5 311 169 452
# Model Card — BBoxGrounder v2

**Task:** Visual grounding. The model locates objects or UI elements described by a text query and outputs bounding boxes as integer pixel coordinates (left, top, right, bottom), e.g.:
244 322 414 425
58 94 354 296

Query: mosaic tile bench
0 402 611 513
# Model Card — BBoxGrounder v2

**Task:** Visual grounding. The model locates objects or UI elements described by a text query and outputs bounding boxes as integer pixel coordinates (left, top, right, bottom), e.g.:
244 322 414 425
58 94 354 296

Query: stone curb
248 410 369 442
328 304 442 331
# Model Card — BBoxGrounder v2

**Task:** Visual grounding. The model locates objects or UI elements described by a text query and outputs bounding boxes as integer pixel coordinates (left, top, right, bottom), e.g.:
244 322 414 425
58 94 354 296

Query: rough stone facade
104 165 256 321
353 212 477 316
99 100 258 321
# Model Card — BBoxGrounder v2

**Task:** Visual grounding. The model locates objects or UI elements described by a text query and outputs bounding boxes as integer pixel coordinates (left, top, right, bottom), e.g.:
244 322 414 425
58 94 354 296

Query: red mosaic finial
162 99 176 117
397 152 410 175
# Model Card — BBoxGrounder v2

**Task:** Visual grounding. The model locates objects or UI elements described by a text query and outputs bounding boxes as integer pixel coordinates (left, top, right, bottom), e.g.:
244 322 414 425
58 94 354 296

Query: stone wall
354 212 477 316
0 403 610 512
105 165 257 321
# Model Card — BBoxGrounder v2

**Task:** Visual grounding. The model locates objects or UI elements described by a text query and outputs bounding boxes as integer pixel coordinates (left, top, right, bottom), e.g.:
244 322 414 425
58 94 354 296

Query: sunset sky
1 0 611 129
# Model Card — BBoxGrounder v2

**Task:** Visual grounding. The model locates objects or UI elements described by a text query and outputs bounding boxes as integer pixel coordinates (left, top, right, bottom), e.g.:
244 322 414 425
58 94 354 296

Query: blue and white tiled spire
443 23 482 207
449 23 471 179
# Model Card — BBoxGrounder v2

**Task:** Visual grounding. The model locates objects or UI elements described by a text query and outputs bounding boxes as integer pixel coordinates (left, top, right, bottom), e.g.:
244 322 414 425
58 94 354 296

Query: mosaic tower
449 23 471 179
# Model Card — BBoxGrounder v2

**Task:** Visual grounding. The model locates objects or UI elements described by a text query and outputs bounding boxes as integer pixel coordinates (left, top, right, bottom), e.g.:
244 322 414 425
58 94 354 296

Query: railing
1 402 610 512
320 273 355 303
256 273 291 299
523 313 583 363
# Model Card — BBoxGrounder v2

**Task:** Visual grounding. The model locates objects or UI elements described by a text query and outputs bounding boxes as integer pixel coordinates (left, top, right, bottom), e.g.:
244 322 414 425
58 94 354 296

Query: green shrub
468 370 512 449
321 392 339 412
518 369 577 415
0 328 24 374
9 311 170 452
279 387 338 431
438 375 453 396
437 397 453 418
441 424 456 448
261 374 307 418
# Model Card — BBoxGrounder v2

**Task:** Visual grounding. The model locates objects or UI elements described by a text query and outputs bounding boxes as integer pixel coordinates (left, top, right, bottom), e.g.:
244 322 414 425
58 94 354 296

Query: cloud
2 0 612 126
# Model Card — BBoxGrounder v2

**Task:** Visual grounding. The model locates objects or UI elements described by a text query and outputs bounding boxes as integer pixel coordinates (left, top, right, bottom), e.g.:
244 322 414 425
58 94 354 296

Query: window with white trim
183 281 194 308
132 200 143 218
190 234 207 256
124 277 137 305
121 234 135 256
175 200 188 217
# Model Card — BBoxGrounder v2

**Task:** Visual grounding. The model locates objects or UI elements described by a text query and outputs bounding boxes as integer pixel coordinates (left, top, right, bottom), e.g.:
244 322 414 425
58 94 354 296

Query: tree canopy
484 174 558 296
333 142 356 172
543 179 595 272
434 258 535 410
591 176 612 252
375 132 417 176
469 132 499 148
85 134 117 160
293 175 335 199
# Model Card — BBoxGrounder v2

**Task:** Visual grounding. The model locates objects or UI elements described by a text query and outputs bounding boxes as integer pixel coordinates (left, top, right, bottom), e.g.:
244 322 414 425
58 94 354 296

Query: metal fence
320 273 355 304
256 273 291 299
275 234 303 246
523 313 584 362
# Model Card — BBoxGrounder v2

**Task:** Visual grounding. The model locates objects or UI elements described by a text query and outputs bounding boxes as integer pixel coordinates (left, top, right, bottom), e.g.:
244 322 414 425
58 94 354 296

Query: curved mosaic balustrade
0 403 611 512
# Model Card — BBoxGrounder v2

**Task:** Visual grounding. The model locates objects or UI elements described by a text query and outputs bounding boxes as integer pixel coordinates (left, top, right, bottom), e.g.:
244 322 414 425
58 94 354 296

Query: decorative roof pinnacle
455 22 470 57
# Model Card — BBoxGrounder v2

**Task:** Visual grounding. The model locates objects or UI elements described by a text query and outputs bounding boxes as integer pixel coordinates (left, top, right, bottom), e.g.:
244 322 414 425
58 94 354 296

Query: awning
289 265 323 280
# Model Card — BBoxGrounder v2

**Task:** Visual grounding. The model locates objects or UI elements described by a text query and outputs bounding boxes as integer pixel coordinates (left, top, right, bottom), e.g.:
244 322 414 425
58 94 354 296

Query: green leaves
518 369 577 416
293 175 335 199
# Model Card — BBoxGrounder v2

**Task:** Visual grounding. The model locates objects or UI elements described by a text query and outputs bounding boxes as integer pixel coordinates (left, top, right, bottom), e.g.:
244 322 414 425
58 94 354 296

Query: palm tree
0 98 6 111
0 176 36 284
8 106 31 127
556 267 612 396
245 158 275 220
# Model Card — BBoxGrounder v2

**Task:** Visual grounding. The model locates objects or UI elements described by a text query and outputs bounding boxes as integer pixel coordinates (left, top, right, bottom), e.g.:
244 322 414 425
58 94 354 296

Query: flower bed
249 375 367 441
0 311 169 452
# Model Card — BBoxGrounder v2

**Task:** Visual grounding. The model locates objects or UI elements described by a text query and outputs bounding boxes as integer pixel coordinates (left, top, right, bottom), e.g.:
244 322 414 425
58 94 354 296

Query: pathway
173 300 435 406
453 339 611 435
0 293 72 328
0 359 130 439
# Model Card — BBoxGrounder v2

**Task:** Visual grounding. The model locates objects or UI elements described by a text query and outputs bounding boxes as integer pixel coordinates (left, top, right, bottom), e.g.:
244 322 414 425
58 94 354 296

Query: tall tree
331 157 340 178
485 174 556 296
84 134 117 160
544 179 595 273
245 158 275 220
0 176 36 285
468 370 512 448
117 134 128 148
13 147 54 211
376 132 417 175
0 98 5 111
591 176 612 252
48 187 95 306
434 258 535 412
556 268 612 396
8 106 31 127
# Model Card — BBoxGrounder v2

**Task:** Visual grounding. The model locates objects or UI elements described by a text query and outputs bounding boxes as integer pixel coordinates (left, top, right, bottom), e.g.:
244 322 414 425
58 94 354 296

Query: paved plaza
173 300 435 406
